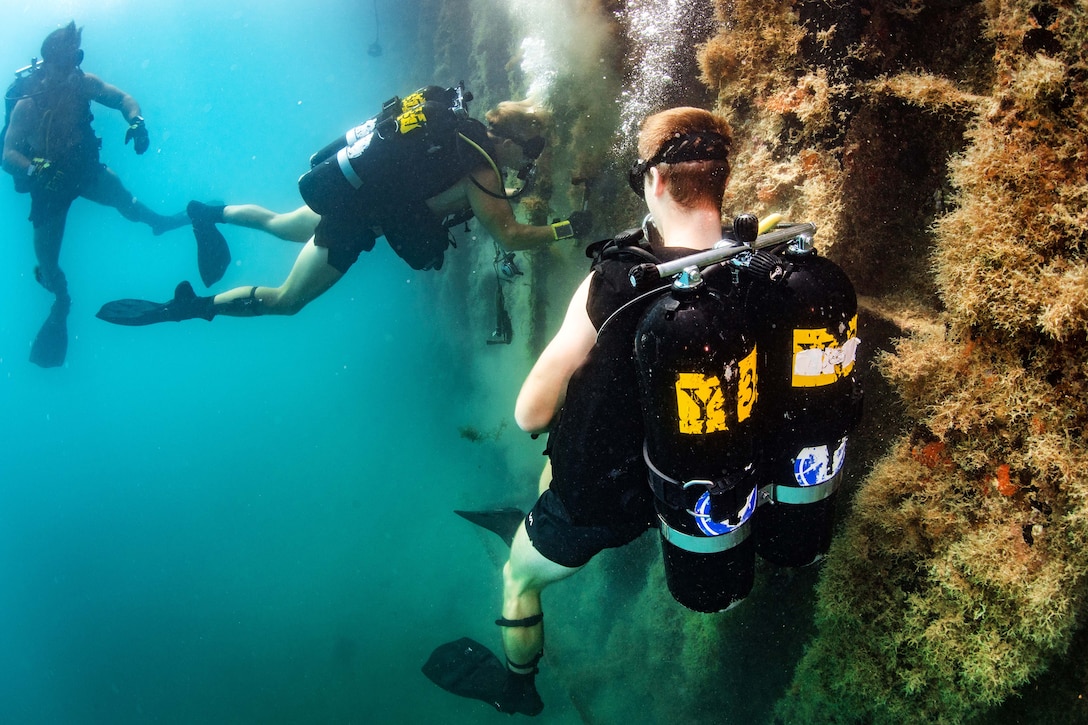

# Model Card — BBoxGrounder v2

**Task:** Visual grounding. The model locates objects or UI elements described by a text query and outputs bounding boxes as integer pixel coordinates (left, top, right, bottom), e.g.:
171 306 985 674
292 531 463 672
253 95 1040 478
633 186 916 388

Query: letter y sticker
675 373 727 434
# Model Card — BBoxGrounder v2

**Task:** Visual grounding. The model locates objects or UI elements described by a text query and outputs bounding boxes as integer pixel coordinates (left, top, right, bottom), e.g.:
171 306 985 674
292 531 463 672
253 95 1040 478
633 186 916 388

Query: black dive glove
125 116 149 155
550 210 594 241
27 158 64 193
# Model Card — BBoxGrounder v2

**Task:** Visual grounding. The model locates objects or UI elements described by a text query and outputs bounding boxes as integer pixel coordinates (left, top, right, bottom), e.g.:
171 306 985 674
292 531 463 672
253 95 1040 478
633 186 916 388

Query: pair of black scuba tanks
613 213 863 613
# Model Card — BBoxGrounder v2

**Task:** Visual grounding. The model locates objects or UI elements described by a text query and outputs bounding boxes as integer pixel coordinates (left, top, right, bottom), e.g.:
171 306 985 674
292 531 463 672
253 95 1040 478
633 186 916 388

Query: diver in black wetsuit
1 22 187 367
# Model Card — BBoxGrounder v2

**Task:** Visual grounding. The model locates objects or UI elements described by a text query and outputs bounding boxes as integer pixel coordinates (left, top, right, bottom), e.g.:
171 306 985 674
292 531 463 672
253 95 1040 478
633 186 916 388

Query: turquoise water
3 3 816 723
0 2 570 722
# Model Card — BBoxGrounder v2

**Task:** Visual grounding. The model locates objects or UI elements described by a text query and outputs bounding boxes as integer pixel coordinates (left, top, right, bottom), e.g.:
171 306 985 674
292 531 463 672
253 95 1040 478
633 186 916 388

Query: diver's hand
28 158 64 192
550 210 594 241
125 116 149 155
28 158 51 180
567 210 593 238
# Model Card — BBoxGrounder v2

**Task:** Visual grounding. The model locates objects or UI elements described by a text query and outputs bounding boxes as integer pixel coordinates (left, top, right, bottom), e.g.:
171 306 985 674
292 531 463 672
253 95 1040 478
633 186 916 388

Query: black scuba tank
4 60 41 129
635 263 760 613
297 85 465 216
4 60 44 193
742 234 861 567
307 95 401 170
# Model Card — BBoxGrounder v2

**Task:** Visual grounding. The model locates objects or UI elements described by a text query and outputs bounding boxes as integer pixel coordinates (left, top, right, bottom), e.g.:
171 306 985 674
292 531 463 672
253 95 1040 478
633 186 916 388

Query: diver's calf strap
507 649 543 674
495 613 543 628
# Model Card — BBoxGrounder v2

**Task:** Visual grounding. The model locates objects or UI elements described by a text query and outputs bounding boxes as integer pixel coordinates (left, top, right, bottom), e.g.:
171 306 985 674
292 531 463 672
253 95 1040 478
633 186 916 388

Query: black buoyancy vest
366 116 492 270
372 115 493 209
547 232 701 526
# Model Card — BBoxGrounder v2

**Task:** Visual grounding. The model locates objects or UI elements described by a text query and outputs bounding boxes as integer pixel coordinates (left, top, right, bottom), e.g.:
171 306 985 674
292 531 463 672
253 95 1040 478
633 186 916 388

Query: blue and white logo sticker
692 487 759 536
793 437 849 487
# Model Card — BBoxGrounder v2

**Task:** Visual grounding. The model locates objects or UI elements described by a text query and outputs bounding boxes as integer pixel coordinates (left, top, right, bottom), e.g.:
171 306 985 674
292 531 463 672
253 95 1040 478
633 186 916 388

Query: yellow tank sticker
397 92 428 134
737 346 757 422
675 372 727 434
397 110 427 134
792 315 859 387
675 346 759 434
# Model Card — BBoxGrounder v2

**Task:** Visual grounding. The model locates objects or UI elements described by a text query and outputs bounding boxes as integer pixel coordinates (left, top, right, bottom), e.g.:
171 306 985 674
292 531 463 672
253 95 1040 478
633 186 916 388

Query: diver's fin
29 295 70 368
422 638 542 716
455 508 525 547
188 201 230 287
96 297 172 326
193 223 230 287
423 638 508 709
96 281 215 327
195 224 230 287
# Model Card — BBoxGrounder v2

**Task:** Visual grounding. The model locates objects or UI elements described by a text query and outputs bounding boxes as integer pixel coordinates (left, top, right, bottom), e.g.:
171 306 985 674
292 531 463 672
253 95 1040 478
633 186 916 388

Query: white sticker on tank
792 437 848 487
792 315 859 387
347 118 376 146
793 336 860 383
346 132 374 160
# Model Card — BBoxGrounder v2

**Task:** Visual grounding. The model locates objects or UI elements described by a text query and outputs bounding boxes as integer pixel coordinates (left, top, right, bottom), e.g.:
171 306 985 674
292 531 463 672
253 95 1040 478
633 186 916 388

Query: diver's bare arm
2 100 35 174
514 275 596 433
465 169 554 251
86 74 142 124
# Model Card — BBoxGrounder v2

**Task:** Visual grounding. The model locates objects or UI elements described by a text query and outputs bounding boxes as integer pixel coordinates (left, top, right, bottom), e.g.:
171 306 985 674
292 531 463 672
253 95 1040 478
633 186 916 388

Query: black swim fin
188 201 230 287
96 281 215 326
455 508 525 547
29 295 70 368
422 638 542 716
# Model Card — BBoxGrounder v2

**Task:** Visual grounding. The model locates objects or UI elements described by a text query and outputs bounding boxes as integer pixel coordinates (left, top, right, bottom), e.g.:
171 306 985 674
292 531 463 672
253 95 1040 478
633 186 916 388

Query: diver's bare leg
211 238 342 316
84 166 187 235
223 204 320 243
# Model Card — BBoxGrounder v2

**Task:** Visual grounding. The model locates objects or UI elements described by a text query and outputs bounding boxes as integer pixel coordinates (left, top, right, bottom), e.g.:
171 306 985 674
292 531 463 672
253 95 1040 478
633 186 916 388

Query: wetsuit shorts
313 203 451 273
313 212 378 274
524 488 655 569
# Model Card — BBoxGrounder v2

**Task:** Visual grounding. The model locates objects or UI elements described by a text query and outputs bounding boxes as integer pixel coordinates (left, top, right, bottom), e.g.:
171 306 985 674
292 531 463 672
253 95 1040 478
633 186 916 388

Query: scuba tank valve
628 221 817 287
13 59 43 80
451 80 472 118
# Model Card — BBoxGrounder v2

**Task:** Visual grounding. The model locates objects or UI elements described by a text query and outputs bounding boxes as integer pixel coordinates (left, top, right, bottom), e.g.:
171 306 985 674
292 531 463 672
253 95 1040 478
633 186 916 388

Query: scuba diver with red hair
423 106 736 716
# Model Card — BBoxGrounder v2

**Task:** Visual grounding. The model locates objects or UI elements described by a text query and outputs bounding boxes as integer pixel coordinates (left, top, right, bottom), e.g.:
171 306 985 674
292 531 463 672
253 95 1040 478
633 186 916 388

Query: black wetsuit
312 117 495 272
526 239 701 568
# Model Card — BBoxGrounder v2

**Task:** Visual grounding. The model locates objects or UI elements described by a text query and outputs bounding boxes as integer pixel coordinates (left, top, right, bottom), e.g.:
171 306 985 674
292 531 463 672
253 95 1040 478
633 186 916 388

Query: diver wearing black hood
1 21 188 367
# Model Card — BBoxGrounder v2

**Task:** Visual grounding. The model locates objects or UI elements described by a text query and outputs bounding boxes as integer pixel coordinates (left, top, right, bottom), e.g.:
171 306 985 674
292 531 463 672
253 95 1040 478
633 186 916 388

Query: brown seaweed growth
772 1 1088 723
698 2 807 104
696 1 847 240
867 73 987 112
